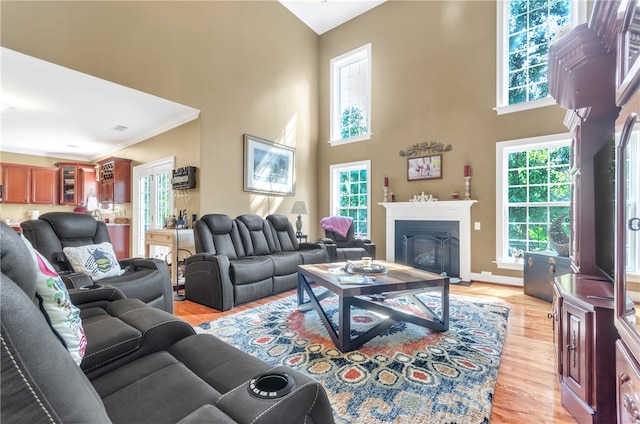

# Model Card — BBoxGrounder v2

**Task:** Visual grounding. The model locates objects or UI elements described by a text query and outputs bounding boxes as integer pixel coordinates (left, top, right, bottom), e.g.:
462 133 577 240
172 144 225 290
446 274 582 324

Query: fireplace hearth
381 200 477 282
397 220 460 282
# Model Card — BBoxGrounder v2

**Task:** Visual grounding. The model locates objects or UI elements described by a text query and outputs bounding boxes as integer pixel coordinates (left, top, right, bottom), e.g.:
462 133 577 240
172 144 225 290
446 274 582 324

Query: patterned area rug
196 290 510 424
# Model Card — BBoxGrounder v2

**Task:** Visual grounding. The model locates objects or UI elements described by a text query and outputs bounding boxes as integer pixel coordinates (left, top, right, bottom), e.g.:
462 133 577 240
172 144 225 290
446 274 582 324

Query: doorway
132 157 174 257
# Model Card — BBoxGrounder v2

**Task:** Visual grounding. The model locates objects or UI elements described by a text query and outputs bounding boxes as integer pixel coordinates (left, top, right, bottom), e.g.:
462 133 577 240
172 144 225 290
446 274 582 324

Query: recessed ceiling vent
111 125 129 132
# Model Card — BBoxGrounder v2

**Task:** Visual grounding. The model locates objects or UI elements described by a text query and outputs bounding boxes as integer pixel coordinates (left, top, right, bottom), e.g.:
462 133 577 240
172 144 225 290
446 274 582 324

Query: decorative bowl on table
344 261 388 275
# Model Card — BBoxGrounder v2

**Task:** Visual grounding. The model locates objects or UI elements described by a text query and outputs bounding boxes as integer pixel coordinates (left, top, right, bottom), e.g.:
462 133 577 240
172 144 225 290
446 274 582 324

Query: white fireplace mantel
380 200 478 282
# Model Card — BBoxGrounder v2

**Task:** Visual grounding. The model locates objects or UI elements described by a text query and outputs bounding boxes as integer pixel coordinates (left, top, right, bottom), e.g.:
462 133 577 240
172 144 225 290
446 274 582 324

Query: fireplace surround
381 200 477 282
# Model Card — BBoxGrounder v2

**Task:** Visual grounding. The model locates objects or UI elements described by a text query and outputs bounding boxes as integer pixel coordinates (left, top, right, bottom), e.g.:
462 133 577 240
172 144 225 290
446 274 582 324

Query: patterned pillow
21 236 87 366
63 242 124 280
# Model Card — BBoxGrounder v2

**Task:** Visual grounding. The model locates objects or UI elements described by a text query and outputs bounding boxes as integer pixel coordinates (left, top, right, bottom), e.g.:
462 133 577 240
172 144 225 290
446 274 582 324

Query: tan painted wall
2 1 576 279
317 1 568 278
1 1 319 234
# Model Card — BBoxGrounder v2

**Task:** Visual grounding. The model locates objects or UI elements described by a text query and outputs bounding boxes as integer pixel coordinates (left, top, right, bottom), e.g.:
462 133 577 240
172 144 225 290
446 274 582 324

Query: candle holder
464 176 471 200
383 186 389 203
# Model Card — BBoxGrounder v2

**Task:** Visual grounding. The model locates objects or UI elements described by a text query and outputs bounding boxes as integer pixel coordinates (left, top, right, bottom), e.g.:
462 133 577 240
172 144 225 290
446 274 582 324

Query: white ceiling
0 48 201 162
0 1 384 162
279 0 386 35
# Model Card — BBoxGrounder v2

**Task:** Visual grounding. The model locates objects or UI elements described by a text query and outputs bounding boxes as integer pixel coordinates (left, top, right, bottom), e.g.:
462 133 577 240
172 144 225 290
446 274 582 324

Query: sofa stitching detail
304 385 320 424
143 320 195 335
1 336 56 423
82 346 142 373
115 306 147 317
83 335 142 358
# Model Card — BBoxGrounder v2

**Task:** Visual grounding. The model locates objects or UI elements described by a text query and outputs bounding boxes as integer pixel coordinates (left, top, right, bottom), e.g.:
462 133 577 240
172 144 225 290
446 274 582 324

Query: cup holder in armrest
79 284 104 290
248 372 295 399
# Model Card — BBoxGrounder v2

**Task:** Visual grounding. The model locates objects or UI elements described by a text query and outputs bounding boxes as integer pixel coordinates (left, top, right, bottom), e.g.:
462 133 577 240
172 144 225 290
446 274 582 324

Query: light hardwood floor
174 282 578 423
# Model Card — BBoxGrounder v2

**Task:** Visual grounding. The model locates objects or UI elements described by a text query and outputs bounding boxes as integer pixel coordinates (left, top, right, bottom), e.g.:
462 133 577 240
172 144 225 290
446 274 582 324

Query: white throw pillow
21 236 87 365
63 242 124 280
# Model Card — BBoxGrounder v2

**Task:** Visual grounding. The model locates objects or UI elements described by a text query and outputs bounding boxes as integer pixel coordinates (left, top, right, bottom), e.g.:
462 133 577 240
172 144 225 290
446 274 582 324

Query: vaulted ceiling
0 1 386 161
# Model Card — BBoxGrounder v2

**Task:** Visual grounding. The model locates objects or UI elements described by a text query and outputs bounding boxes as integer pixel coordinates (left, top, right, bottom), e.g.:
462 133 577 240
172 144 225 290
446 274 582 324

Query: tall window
496 134 571 269
329 160 371 238
495 0 586 114
330 44 371 145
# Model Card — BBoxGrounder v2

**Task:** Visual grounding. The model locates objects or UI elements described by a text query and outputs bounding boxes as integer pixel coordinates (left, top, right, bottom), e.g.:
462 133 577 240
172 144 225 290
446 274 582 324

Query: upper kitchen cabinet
0 163 58 205
57 162 97 207
98 157 131 204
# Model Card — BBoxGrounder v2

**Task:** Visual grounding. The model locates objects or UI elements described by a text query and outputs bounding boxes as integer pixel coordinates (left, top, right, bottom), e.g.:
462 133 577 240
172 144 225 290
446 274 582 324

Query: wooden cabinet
98 157 131 204
57 162 97 206
0 163 58 205
614 16 640 420
106 224 130 259
548 11 619 276
553 274 618 424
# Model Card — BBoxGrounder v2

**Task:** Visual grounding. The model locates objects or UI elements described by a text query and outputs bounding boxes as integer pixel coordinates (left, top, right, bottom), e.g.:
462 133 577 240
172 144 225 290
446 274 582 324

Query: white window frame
329 160 371 238
494 0 587 115
132 157 175 257
495 133 571 270
329 43 372 146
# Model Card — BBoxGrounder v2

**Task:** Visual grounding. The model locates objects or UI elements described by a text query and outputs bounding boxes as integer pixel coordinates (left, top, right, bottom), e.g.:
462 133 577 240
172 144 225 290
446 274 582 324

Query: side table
145 229 195 298
296 234 308 243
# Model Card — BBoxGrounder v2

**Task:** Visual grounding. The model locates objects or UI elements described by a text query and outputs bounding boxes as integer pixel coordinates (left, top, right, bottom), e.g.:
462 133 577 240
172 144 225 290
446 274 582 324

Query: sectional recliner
185 213 329 311
21 211 173 313
0 222 334 424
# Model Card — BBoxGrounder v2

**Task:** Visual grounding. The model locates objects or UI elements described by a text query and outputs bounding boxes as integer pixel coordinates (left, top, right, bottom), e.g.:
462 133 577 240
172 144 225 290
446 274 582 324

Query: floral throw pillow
63 242 124 280
21 236 87 366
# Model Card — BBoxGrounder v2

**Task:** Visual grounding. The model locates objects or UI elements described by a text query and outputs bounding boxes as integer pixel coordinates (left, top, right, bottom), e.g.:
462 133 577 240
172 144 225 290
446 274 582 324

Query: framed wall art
407 154 442 181
243 134 295 195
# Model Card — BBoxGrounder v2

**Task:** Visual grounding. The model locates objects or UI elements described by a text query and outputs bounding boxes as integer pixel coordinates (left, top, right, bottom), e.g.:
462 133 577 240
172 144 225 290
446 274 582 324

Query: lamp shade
291 201 308 215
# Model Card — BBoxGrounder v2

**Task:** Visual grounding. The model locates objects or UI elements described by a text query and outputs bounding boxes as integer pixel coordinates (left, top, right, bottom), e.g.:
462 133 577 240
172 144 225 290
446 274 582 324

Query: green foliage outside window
508 0 571 104
337 168 368 237
340 106 367 139
507 145 570 256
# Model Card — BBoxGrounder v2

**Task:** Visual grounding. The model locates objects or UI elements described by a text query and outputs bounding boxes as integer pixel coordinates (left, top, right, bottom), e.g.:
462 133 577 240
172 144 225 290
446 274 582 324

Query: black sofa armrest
59 271 94 289
68 285 126 309
185 253 234 311
118 257 164 271
216 365 334 424
317 239 338 262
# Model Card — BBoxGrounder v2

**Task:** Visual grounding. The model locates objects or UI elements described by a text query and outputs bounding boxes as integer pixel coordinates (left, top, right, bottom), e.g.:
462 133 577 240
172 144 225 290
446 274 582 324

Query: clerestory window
329 44 372 145
495 0 586 115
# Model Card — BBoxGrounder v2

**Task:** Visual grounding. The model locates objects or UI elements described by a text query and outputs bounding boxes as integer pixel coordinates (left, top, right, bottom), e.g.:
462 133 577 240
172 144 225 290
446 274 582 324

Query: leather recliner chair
319 216 376 262
21 211 173 313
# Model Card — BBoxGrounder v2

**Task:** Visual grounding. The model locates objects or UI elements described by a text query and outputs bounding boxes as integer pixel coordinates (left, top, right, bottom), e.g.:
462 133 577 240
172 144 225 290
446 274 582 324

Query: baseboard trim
469 272 523 287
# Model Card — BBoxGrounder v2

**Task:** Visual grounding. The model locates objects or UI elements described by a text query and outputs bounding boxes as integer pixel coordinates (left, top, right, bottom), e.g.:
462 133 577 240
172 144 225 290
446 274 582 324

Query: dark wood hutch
549 1 640 422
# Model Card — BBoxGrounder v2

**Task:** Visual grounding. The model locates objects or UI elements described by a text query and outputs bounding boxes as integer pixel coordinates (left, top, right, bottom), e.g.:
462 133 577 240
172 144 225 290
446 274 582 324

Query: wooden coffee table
297 260 449 352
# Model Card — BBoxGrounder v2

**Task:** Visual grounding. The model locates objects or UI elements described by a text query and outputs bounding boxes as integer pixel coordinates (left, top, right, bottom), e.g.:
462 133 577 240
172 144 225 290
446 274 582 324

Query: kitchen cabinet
1 163 58 205
57 162 97 206
106 224 130 259
98 157 131 204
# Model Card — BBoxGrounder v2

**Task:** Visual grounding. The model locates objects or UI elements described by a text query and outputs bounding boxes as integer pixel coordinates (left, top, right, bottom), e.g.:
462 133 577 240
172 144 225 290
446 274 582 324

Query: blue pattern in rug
196 291 510 424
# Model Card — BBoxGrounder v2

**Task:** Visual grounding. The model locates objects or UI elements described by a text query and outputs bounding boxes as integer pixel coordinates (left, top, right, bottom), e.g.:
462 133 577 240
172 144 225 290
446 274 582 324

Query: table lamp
291 201 308 236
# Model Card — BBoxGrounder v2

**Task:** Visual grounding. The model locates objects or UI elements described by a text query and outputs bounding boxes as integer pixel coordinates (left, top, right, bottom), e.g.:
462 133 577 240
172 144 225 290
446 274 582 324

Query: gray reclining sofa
0 222 334 424
185 213 329 311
